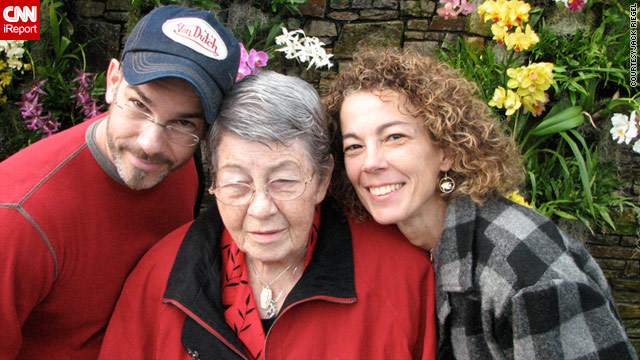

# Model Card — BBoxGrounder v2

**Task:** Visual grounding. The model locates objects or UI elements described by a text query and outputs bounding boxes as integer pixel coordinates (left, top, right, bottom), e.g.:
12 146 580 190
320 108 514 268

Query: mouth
121 145 172 173
129 155 165 172
250 229 284 235
368 183 404 196
248 229 286 243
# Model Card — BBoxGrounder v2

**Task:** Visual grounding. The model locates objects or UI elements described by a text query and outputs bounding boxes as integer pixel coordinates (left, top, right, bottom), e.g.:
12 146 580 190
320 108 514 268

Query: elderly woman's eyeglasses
212 172 315 206
111 100 200 147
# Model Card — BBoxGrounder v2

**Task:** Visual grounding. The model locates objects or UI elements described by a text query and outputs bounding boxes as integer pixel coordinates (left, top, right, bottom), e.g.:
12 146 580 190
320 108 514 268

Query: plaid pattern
435 196 637 360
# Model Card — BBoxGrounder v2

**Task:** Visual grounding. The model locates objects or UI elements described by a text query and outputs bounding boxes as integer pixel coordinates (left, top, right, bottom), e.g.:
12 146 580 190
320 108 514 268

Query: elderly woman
324 48 637 359
98 70 436 359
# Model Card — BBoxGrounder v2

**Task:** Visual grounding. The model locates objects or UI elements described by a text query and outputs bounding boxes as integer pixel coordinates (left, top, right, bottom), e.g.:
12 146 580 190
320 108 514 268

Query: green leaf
553 210 578 220
569 130 593 177
530 115 584 136
594 203 616 230
49 0 61 57
265 23 285 49
559 131 594 215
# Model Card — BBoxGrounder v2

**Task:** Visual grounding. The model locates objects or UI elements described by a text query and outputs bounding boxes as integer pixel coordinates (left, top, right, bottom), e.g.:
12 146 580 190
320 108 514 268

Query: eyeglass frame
111 99 201 147
212 171 316 206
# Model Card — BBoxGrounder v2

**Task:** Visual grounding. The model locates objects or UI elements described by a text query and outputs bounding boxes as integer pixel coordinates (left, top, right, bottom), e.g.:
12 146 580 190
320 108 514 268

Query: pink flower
70 69 103 121
24 117 42 131
437 3 457 19
71 69 95 88
21 79 47 101
247 49 268 72
18 95 43 119
239 43 249 63
237 62 251 81
436 0 474 19
82 100 103 119
567 0 585 11
41 115 61 137
441 0 460 6
460 1 475 15
236 43 269 81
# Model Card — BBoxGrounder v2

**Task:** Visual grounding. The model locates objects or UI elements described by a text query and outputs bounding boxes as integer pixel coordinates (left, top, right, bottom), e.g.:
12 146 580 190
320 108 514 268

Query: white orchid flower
275 27 333 70
610 111 638 145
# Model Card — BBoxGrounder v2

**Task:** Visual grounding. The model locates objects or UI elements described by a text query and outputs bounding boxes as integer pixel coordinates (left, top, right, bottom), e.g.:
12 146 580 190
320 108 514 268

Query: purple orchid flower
247 49 268 73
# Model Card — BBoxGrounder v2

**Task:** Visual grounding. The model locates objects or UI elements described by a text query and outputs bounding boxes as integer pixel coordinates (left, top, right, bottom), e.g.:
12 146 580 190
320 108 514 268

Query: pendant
260 286 272 309
265 302 276 319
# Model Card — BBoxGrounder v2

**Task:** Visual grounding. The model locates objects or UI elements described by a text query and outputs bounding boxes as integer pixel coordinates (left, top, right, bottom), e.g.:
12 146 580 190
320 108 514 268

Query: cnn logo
1 2 40 40
4 6 37 22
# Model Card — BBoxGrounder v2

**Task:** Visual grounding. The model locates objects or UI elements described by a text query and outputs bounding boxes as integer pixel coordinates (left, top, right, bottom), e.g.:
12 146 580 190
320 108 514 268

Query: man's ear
105 59 122 104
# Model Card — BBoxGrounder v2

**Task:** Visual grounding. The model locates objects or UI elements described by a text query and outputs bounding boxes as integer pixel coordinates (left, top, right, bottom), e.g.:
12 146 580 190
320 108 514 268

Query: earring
438 172 455 193
208 184 215 195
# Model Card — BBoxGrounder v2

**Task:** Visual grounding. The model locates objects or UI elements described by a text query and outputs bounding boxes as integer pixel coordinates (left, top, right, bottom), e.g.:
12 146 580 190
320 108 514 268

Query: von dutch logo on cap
161 17 228 60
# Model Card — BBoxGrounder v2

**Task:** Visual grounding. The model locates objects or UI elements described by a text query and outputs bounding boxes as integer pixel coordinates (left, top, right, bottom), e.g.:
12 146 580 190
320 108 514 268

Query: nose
136 121 168 155
362 145 387 173
246 186 278 219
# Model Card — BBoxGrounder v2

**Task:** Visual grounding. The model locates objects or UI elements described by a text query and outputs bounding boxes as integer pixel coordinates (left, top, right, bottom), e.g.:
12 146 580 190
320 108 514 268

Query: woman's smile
368 183 404 197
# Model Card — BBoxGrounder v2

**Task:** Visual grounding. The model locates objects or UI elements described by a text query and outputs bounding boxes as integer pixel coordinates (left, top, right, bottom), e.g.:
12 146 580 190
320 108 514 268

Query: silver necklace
250 252 304 319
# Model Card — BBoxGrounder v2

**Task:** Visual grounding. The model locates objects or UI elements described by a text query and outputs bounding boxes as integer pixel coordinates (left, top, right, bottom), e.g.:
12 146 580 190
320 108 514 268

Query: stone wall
66 0 639 352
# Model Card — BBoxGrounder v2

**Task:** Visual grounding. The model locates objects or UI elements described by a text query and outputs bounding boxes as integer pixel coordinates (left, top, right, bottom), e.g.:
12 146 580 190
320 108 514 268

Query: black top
261 317 276 333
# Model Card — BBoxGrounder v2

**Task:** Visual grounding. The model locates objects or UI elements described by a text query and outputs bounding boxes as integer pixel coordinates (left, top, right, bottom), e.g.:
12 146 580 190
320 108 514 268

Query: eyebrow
126 85 206 121
342 120 411 140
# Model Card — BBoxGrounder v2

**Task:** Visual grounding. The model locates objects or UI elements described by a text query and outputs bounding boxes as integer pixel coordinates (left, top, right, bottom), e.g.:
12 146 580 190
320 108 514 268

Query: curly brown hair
324 47 524 219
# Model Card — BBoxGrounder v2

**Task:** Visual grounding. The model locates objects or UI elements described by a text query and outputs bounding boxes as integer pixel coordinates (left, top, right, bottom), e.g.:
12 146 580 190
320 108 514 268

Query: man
0 6 239 359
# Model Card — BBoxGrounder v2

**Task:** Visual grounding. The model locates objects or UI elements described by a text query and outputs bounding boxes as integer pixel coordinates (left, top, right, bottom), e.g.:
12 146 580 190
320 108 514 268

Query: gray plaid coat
435 196 637 359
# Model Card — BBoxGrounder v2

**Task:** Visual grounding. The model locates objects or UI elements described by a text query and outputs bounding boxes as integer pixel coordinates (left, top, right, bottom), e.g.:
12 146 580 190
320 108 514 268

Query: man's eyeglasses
111 100 200 147
212 172 315 206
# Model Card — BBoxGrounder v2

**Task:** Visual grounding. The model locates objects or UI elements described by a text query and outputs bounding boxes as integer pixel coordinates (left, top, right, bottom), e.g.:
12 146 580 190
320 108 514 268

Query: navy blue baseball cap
121 5 240 124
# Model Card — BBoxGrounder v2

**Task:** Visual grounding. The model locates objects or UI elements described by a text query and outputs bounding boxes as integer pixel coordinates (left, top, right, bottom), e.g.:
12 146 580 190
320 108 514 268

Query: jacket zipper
263 295 356 360
162 298 249 360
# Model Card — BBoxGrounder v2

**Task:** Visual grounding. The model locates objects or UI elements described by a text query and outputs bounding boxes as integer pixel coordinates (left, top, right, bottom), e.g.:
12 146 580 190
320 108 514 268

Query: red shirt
0 114 199 359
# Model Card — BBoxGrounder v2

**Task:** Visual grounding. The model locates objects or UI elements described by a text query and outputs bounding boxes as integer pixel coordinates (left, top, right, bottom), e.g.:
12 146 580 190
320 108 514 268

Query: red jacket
99 199 436 359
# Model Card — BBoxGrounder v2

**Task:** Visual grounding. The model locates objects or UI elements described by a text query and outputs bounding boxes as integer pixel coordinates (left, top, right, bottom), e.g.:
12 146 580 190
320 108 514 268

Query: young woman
325 47 637 359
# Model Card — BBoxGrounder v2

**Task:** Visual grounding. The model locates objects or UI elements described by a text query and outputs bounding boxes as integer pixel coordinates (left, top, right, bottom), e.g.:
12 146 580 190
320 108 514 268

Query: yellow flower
527 62 554 89
521 94 548 116
479 0 514 24
507 0 531 25
478 0 499 22
491 23 508 43
0 71 11 87
0 95 6 104
488 86 522 115
507 62 554 101
504 24 539 51
0 60 6 71
488 86 506 107
506 67 524 87
503 90 522 115
479 0 531 28
507 190 532 208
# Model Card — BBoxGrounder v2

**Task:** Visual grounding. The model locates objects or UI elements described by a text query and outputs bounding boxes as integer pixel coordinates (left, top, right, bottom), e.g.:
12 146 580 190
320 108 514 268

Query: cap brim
121 51 223 125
